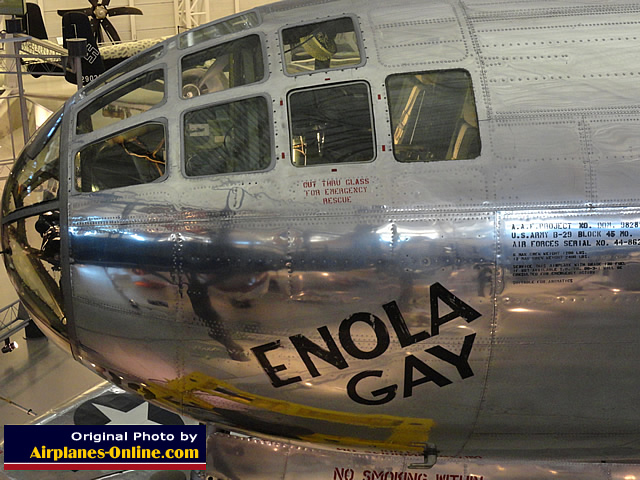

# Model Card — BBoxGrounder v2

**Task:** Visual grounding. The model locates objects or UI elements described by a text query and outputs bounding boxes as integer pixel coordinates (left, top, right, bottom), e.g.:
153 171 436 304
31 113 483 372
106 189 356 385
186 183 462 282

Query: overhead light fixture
2 338 18 354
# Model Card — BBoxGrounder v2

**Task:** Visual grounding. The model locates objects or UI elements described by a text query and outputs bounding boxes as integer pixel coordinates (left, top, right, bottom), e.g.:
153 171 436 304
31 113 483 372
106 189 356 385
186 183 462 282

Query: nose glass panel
2 108 62 216
1 106 67 347
2 212 66 345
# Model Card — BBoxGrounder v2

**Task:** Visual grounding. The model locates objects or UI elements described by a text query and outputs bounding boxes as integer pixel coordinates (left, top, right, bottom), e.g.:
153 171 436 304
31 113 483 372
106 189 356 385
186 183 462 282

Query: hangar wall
27 0 275 41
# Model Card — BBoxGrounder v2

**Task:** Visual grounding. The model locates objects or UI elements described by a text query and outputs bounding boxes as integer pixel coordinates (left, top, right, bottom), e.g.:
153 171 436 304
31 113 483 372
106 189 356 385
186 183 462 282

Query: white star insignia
93 402 161 425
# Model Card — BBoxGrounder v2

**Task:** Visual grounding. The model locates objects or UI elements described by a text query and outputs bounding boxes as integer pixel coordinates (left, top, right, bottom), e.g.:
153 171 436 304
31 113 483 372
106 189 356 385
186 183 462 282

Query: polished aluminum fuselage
5 0 640 463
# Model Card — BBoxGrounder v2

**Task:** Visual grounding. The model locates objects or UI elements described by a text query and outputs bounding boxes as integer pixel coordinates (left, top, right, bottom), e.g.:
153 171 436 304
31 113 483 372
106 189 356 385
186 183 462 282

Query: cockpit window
76 69 165 135
282 17 363 75
289 82 375 166
75 122 166 192
2 108 62 216
386 69 481 162
81 45 165 96
178 11 261 49
184 96 271 176
181 35 264 99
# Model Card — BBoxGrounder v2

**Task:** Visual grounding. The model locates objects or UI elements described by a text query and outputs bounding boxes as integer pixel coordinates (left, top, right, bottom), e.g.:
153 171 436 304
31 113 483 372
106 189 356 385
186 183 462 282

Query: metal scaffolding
0 33 67 173
0 300 30 344
174 0 210 33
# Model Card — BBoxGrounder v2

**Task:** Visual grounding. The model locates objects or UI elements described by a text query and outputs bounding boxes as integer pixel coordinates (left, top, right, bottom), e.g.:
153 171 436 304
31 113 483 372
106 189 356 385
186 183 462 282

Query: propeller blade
108 6 143 16
102 0 111 6
100 17 121 43
90 17 102 43
88 0 99 8
57 7 93 17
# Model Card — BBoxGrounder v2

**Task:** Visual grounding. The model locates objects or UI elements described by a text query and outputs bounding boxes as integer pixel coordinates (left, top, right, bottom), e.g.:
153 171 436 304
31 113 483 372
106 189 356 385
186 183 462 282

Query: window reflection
282 18 362 75
76 122 166 192
76 69 165 135
2 108 62 216
386 69 481 162
184 96 271 176
181 35 264 99
179 11 261 49
289 82 375 166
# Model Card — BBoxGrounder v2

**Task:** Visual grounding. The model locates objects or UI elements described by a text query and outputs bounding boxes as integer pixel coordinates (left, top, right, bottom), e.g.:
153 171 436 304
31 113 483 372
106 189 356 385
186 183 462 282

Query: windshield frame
2 107 64 221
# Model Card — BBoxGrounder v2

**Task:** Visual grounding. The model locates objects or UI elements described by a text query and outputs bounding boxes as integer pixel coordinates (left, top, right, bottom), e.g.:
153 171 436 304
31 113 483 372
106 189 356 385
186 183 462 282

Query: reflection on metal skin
206 431 640 480
67 203 493 454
